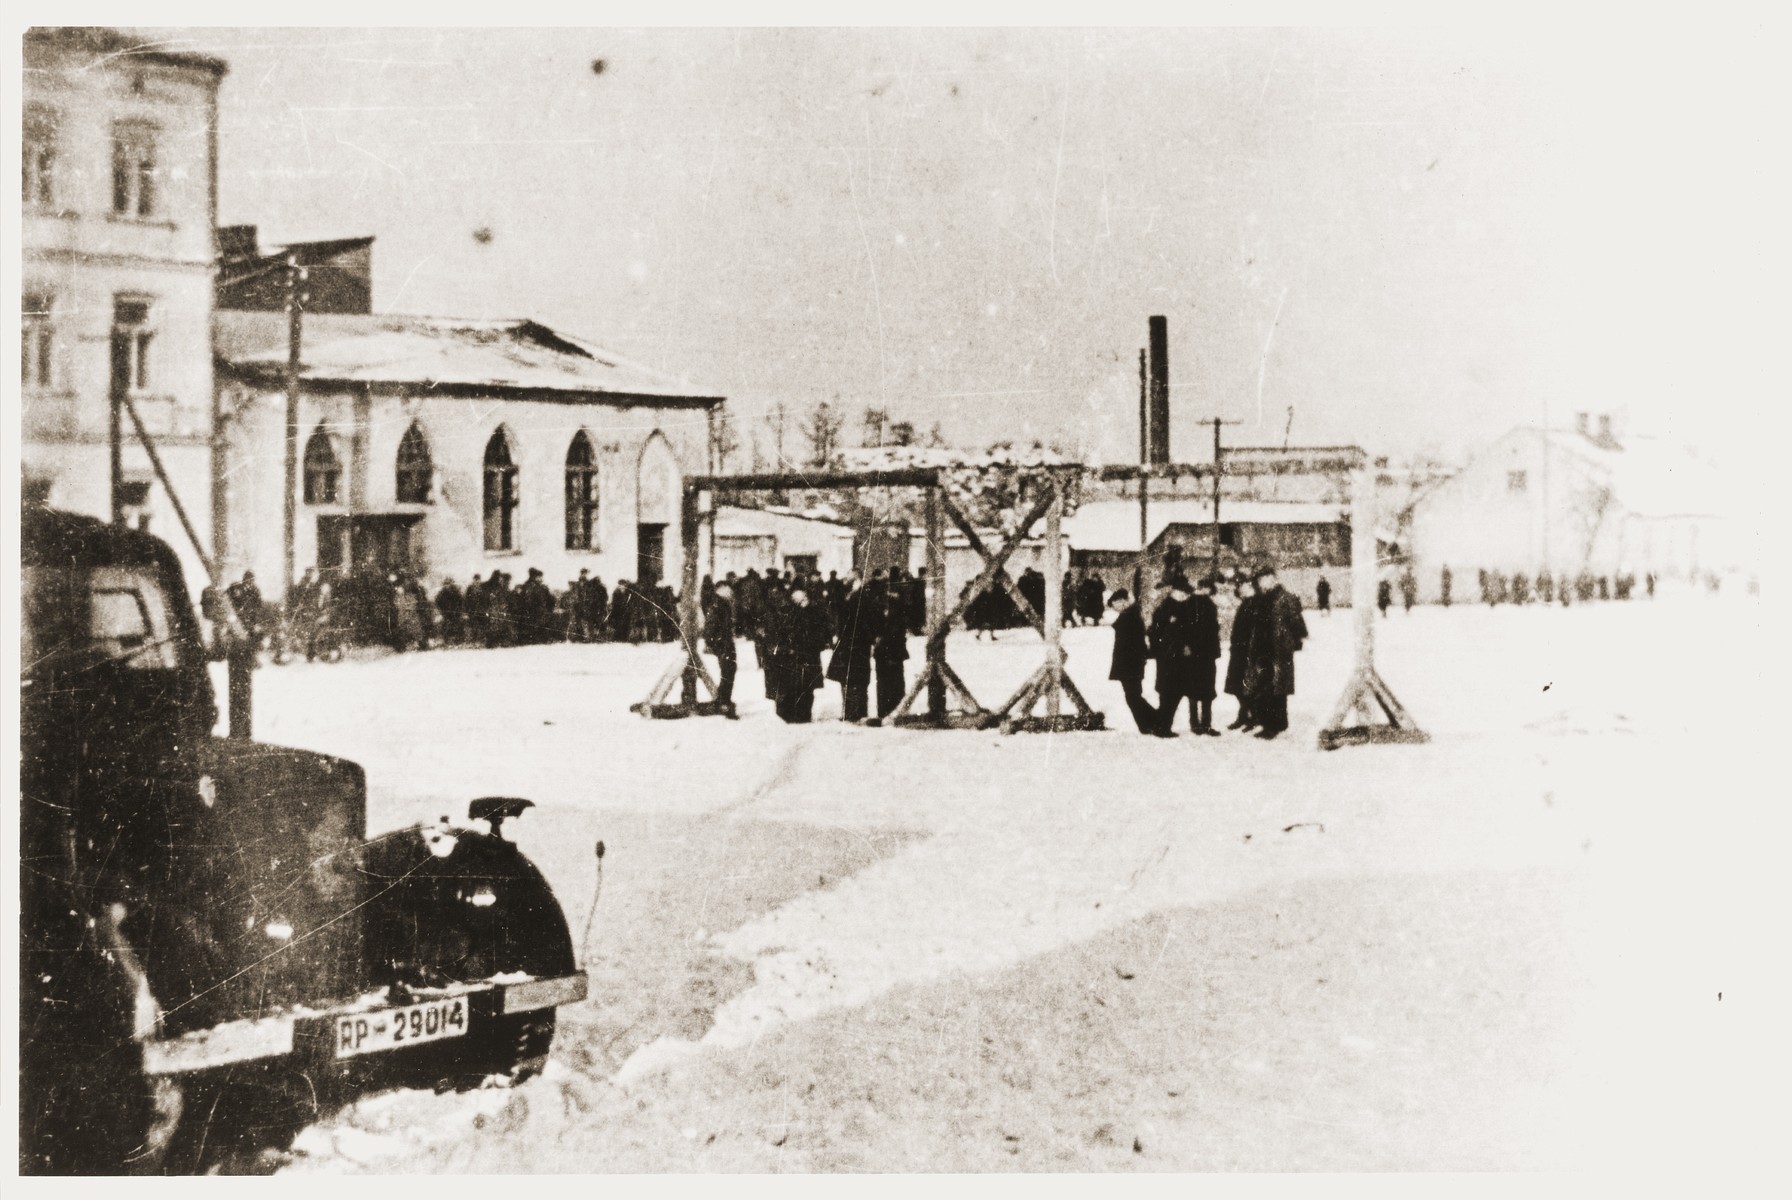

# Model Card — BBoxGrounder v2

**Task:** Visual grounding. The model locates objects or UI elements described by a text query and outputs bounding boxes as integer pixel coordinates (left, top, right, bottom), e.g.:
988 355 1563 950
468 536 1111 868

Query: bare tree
762 400 789 467
887 420 916 447
802 400 845 467
1571 480 1616 570
861 407 888 449
925 421 947 449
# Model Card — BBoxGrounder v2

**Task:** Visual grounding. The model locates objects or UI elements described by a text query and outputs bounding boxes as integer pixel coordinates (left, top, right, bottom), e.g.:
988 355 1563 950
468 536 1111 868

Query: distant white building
22 28 229 586
214 311 722 600
1405 414 1736 598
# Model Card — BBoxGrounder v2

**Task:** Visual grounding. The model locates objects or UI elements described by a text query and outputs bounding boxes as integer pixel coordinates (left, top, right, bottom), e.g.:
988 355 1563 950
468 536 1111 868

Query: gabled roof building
214 309 724 601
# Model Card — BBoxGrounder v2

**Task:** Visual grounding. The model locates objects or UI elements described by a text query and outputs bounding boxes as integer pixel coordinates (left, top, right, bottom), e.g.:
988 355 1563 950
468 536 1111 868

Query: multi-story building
22 27 228 586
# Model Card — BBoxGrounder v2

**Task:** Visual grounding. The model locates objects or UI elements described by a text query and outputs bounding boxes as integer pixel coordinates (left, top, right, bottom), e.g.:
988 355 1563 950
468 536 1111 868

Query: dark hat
1253 565 1278 581
1166 572 1192 592
1108 588 1131 604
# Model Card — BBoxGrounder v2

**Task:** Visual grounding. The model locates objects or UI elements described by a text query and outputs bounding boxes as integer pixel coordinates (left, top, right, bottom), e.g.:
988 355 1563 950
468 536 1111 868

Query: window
23 292 55 390
483 429 519 551
112 297 153 392
111 121 159 218
304 428 342 505
1507 470 1528 494
396 422 433 504
23 106 57 210
87 566 178 670
564 431 600 550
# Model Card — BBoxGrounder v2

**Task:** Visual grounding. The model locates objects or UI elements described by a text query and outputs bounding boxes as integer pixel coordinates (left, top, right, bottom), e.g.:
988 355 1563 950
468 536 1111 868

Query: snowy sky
132 25 1771 474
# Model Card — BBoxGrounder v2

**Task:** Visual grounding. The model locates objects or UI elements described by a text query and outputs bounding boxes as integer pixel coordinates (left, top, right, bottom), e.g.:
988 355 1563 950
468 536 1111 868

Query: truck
19 507 589 1173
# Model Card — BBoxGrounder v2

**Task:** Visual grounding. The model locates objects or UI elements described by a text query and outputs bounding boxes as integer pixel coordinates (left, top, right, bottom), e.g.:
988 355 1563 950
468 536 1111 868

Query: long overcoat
873 589 911 664
1108 604 1150 683
1223 593 1257 698
1151 594 1220 698
1247 586 1308 699
826 589 876 686
785 602 832 694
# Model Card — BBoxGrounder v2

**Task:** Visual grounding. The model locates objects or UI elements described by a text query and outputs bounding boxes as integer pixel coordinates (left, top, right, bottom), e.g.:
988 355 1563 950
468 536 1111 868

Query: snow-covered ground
215 585 1771 1173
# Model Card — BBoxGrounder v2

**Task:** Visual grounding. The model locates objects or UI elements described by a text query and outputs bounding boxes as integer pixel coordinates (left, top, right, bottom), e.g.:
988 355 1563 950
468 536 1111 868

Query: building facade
21 28 228 586
1066 498 1351 606
1405 417 1733 599
215 312 722 602
713 506 857 580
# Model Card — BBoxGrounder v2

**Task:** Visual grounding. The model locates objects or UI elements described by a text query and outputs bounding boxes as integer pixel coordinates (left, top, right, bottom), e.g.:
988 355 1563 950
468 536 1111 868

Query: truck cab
20 508 587 1174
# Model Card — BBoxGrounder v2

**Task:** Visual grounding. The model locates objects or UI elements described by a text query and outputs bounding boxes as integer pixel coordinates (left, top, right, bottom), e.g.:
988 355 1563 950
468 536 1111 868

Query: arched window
483 428 519 551
396 421 432 504
564 431 600 551
303 428 340 505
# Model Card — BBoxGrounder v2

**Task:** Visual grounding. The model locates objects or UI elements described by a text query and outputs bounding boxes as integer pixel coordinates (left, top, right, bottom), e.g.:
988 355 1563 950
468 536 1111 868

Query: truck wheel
22 1059 183 1175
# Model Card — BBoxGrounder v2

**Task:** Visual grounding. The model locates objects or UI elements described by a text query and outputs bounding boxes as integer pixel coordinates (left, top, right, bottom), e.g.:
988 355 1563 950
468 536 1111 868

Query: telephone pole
1203 416 1242 582
283 255 307 599
1134 347 1148 597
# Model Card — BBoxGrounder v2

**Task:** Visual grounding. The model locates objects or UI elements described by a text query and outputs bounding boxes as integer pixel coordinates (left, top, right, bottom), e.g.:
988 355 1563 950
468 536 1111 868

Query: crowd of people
964 568 1113 635
704 565 927 723
219 566 694 663
218 555 1316 738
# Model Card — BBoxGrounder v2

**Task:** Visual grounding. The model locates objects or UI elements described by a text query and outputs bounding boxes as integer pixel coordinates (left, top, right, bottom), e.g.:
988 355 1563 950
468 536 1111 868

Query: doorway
317 514 420 578
636 524 666 587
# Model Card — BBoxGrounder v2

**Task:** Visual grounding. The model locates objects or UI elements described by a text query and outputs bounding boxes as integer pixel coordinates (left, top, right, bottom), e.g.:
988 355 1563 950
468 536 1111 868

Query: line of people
1108 564 1309 741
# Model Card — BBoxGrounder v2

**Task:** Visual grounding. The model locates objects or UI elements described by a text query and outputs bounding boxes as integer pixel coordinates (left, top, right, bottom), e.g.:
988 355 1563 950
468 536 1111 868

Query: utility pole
283 255 306 599
1135 347 1148 598
108 326 128 525
1204 416 1242 583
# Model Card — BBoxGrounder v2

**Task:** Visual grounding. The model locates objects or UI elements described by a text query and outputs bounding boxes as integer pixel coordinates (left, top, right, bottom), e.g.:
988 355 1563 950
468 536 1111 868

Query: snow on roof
215 311 721 403
1540 430 1728 518
715 505 855 538
1065 499 1346 552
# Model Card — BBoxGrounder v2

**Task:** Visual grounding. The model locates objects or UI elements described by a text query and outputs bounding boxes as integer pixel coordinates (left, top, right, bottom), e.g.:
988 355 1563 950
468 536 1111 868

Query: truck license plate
336 998 468 1058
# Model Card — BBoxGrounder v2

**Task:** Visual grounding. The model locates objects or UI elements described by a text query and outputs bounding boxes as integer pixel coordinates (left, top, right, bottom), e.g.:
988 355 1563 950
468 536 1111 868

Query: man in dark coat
435 577 464 645
1077 574 1106 626
517 568 554 643
1188 576 1223 733
775 585 830 723
826 577 875 722
465 573 490 646
1106 588 1159 734
1248 566 1308 739
1151 575 1222 736
1224 578 1260 730
1147 574 1194 737
704 579 739 711
1377 577 1393 618
872 578 910 719
761 582 790 700
1315 575 1332 615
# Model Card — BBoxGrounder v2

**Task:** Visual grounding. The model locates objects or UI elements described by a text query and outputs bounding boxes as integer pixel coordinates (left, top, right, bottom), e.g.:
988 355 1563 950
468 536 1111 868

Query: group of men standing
701 568 913 725
1108 564 1309 741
